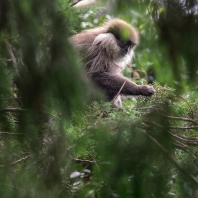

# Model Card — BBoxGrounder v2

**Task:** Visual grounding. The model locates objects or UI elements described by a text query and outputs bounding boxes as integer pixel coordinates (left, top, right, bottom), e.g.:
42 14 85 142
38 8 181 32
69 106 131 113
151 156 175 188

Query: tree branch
0 155 31 168
74 158 95 164
169 126 198 130
5 40 17 66
174 92 194 119
142 130 198 185
160 114 198 125
0 131 23 135
0 108 26 112
111 80 126 104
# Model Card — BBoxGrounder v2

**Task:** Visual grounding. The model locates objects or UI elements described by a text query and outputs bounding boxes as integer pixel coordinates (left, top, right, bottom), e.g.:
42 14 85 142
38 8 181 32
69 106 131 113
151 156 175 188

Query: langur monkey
69 19 155 108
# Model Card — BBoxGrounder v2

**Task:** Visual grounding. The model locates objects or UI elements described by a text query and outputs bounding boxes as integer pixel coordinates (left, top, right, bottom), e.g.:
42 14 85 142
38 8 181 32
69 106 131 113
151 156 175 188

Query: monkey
69 19 155 108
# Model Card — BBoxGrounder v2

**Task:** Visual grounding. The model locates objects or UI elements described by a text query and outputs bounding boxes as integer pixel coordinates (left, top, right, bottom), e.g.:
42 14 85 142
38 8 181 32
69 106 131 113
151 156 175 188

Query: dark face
107 28 136 56
117 39 134 56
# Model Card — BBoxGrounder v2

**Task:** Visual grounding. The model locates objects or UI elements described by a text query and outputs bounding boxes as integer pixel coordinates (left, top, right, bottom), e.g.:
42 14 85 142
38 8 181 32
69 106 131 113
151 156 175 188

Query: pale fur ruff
86 33 134 72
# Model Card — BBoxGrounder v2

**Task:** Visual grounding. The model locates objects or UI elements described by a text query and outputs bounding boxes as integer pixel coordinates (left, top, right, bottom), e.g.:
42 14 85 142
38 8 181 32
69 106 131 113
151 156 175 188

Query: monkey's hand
90 72 156 98
138 85 156 96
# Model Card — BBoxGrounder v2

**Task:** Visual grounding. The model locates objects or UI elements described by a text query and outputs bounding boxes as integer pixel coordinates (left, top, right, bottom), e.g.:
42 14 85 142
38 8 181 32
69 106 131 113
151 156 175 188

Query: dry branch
160 115 198 125
0 155 31 168
74 158 95 164
0 108 26 112
0 131 23 135
111 80 126 104
169 126 198 130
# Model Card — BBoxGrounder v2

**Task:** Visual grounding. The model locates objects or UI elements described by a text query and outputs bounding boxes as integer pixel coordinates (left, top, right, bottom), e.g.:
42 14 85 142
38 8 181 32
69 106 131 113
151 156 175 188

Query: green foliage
0 0 198 198
65 84 198 197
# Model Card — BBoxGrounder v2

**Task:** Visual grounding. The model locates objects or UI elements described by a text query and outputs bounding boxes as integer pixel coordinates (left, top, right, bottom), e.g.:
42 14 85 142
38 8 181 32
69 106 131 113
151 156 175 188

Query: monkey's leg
91 72 155 100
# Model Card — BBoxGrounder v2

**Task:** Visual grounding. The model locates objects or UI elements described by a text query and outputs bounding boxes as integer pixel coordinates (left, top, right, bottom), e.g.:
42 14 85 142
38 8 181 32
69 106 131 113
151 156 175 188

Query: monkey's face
113 35 136 69
116 39 135 56
108 26 138 57
93 33 135 67
110 34 137 70
90 19 139 70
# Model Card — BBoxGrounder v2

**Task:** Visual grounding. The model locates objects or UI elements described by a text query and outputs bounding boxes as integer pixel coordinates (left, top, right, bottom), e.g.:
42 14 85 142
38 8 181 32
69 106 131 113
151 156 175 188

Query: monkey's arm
90 72 155 100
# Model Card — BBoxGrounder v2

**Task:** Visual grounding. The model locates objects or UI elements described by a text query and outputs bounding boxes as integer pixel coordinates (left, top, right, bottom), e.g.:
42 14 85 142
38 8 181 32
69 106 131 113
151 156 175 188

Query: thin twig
174 140 189 149
5 39 19 76
71 0 82 6
94 111 104 126
0 108 26 112
148 122 198 145
74 158 95 164
142 130 198 185
151 121 164 129
133 105 159 111
0 183 18 189
159 114 198 125
174 92 194 119
170 132 198 144
0 131 23 135
0 155 31 168
111 81 126 104
4 35 19 40
0 97 21 100
0 58 12 61
135 106 197 126
88 152 100 171
179 135 198 141
5 40 17 66
169 126 198 130
173 143 189 151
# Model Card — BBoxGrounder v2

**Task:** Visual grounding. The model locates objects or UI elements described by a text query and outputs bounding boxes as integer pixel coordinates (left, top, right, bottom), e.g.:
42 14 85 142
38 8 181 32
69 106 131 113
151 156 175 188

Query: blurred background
0 0 198 197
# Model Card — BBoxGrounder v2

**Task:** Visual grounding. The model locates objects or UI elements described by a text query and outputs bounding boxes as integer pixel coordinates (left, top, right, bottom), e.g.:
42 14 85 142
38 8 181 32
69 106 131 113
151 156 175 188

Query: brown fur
69 19 155 108
69 19 138 54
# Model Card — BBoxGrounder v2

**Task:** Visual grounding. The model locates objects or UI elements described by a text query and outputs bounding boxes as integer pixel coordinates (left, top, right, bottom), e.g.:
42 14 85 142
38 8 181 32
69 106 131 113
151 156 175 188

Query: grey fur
70 19 155 107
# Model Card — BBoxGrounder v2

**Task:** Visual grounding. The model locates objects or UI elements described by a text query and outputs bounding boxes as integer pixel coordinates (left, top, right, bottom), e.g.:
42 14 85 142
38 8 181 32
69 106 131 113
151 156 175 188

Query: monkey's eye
121 40 135 48
126 41 132 46
126 41 135 48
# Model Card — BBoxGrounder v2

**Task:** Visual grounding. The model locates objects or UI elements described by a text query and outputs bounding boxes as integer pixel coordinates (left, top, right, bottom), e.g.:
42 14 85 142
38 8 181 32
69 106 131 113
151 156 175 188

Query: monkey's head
70 19 139 72
106 19 139 55
92 19 139 70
